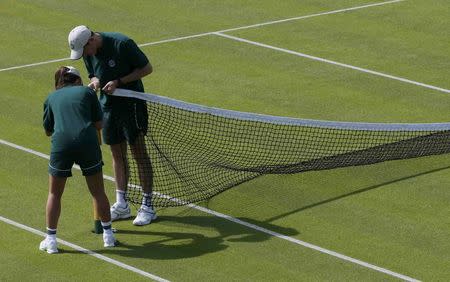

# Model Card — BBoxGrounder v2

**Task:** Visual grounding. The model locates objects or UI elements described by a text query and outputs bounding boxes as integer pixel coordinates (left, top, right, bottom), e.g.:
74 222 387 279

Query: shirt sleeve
43 98 54 133
83 56 95 78
88 88 103 122
121 39 149 69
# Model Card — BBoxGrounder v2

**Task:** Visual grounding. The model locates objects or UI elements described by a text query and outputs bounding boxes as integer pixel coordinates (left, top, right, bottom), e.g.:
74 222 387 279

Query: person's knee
48 190 63 200
130 145 149 161
111 144 127 162
130 149 141 160
88 181 108 199
85 173 106 194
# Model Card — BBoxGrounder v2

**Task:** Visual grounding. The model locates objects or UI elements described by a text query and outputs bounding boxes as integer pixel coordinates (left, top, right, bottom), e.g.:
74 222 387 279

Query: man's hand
88 77 101 91
102 80 119 94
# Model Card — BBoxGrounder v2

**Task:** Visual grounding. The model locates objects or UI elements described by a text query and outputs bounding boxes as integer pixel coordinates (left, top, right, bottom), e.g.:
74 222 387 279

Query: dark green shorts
102 101 148 145
48 145 103 178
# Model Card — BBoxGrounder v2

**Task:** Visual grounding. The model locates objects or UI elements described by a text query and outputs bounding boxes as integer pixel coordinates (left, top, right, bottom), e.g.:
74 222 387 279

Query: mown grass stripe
0 215 169 282
0 138 421 281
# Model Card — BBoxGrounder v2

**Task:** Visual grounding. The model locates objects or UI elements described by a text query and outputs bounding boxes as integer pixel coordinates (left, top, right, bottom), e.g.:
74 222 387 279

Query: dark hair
54 66 80 89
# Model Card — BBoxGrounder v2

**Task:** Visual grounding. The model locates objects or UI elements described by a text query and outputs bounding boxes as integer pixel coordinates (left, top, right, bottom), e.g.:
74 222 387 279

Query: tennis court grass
1 0 450 280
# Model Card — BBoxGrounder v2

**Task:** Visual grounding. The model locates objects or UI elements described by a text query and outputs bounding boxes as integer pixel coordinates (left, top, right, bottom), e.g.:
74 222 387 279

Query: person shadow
92 161 450 260
92 214 298 260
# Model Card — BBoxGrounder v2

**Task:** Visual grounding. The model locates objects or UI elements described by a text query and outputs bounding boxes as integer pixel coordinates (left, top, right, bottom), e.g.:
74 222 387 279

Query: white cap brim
70 49 83 60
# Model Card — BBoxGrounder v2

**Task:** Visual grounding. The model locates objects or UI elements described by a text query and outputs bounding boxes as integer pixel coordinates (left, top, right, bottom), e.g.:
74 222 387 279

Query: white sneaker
103 231 116 247
39 237 58 254
133 205 157 226
110 202 131 221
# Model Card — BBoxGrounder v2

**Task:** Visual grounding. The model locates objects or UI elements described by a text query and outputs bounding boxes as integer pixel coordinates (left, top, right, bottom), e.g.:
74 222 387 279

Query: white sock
116 190 126 206
46 227 57 240
142 193 152 208
101 221 113 234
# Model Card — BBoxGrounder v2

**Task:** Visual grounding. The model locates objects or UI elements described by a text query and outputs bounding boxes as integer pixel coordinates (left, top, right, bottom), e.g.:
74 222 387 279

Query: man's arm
102 62 152 94
120 62 152 84
82 56 100 91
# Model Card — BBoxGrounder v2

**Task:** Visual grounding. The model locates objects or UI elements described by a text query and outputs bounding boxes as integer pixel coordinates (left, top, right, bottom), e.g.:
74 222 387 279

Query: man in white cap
68 25 155 226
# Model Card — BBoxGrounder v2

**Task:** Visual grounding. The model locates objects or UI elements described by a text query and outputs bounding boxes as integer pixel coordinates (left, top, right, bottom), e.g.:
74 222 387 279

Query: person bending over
68 25 155 226
40 66 115 254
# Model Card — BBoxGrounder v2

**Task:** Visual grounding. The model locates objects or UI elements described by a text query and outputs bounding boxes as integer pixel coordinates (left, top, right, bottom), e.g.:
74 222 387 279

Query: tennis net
113 89 450 207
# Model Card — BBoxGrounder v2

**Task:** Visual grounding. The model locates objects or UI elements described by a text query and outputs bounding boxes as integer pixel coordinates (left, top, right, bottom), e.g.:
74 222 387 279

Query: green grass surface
1 0 450 281
0 223 148 281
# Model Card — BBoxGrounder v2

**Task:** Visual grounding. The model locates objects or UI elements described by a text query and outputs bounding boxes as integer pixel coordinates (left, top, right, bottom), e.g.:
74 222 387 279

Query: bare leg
130 134 153 196
85 171 111 222
46 175 67 229
110 141 128 193
86 171 116 247
129 134 156 225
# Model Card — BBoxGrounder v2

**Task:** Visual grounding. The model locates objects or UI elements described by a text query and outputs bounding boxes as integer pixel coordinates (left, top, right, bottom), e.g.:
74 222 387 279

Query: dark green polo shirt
83 32 149 111
43 86 103 151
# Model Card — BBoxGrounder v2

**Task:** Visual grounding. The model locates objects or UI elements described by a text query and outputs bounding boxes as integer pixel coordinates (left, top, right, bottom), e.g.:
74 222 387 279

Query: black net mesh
115 90 450 207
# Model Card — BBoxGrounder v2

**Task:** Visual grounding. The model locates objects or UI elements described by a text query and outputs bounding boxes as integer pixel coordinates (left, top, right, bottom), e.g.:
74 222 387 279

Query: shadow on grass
265 164 450 223
61 160 450 259
90 215 298 260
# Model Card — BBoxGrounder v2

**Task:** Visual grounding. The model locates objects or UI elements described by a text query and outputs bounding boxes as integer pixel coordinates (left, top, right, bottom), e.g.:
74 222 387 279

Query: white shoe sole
132 214 157 226
39 243 58 254
46 248 58 254
104 242 116 247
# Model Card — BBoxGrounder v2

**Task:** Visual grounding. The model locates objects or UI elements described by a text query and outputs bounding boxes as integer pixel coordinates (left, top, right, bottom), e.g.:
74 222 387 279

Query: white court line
0 0 404 72
0 138 420 282
139 0 404 47
214 32 450 94
0 215 169 282
0 1 423 279
218 0 405 33
0 58 69 73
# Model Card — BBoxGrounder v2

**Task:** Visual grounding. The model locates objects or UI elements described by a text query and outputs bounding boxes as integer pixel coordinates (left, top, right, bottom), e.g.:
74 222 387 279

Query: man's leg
129 134 153 200
130 134 156 226
111 141 128 194
109 141 131 221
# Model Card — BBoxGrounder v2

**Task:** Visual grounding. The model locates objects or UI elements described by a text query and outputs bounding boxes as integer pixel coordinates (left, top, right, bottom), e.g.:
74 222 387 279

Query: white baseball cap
68 25 91 60
65 66 81 78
